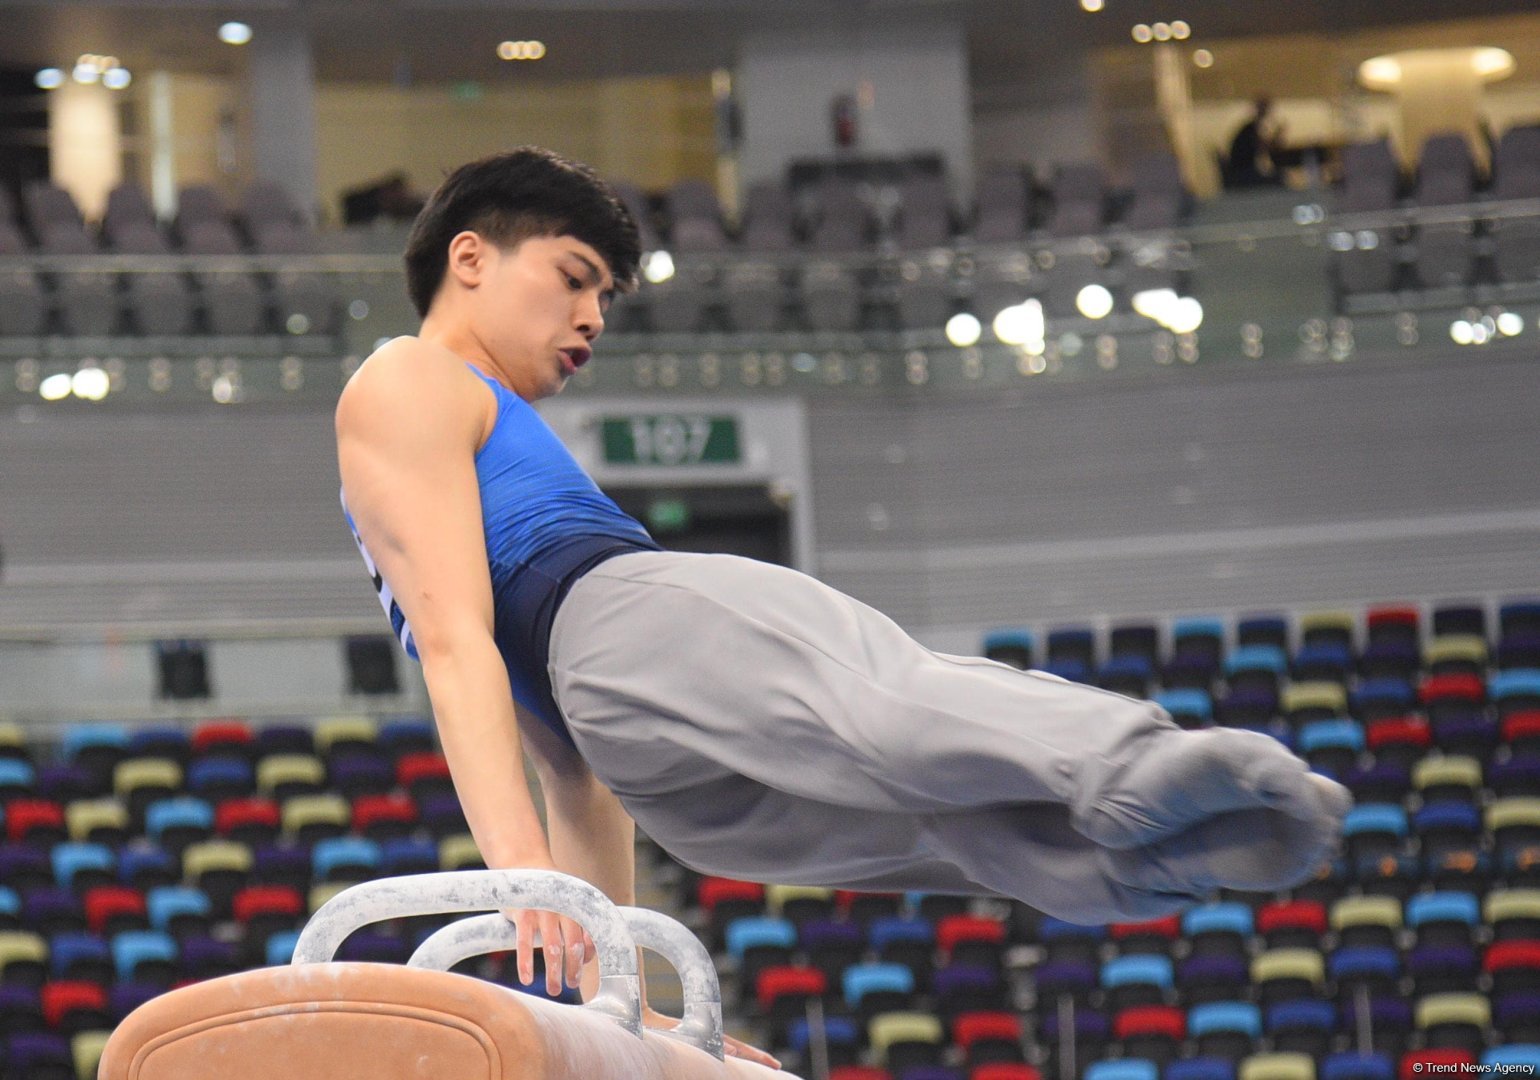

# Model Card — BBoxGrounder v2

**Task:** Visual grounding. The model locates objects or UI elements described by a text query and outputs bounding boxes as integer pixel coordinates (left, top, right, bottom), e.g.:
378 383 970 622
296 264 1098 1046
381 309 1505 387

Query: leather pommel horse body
98 870 799 1080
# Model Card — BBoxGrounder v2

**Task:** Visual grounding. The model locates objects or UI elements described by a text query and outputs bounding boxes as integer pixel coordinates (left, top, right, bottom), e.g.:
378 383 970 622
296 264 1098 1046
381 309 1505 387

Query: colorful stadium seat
1329 895 1401 949
869 1011 944 1070
952 1010 1022 1066
1406 892 1479 947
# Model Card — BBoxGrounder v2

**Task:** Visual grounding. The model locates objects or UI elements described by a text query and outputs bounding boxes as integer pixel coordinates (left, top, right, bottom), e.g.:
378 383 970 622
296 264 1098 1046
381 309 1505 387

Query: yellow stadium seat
181 840 254 882
308 882 350 915
256 754 326 797
1425 635 1487 670
1283 682 1349 718
1412 756 1482 796
65 798 130 842
868 1012 944 1063
765 884 833 918
1415 992 1491 1030
280 794 350 840
1241 1052 1316 1080
0 930 48 980
1330 895 1402 933
72 1030 112 1080
315 716 379 755
113 758 182 797
439 834 484 871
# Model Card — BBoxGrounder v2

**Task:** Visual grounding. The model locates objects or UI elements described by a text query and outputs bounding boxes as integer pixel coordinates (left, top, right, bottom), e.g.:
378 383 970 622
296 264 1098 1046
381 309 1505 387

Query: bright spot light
1470 322 1491 345
1152 22 1172 41
286 313 311 335
1171 20 1191 39
348 299 369 321
71 367 109 401
1076 283 1114 320
102 67 131 90
72 62 100 85
1132 287 1179 323
643 250 676 284
1496 311 1523 336
1450 320 1474 345
993 300 1045 348
1080 0 1104 10
35 68 64 90
1131 24 1153 43
498 40 547 61
212 374 236 403
1167 297 1204 334
1193 49 1214 68
39 373 72 401
946 312 982 348
219 22 253 45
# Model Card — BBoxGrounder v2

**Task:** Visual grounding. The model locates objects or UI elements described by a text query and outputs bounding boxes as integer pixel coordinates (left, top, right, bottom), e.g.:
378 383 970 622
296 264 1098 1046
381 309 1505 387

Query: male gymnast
335 147 1351 1065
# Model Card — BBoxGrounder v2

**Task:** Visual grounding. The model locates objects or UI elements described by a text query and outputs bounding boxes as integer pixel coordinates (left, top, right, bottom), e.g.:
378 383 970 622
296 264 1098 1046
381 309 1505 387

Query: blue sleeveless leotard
342 363 661 745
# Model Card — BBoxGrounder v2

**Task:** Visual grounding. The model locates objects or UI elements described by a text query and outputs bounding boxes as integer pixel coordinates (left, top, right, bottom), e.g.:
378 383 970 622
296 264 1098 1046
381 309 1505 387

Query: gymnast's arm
334 341 591 989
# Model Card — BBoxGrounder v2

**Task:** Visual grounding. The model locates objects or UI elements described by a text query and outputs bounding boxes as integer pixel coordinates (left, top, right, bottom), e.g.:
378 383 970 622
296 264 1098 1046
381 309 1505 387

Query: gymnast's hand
503 896 596 996
643 1007 782 1070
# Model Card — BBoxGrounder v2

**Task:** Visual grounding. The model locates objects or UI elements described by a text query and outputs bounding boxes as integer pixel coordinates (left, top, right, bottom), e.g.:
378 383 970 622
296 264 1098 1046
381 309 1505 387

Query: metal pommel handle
290 869 642 1037
407 905 724 1059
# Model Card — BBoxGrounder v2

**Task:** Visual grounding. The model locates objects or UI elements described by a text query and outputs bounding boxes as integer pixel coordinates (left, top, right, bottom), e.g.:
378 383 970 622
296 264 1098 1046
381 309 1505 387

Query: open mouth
559 347 591 375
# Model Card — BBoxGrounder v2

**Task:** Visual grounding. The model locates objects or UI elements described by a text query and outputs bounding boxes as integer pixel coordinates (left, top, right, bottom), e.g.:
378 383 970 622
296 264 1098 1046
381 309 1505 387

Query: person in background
1226 98 1285 188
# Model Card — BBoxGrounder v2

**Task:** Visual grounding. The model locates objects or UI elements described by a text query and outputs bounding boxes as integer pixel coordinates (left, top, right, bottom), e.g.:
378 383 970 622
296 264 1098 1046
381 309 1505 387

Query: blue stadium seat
1183 903 1253 941
1099 654 1154 696
0 758 36 797
1327 946 1400 989
48 931 110 981
145 797 214 847
128 727 191 763
311 836 382 881
1236 615 1288 651
264 928 302 967
50 842 114 891
1482 1046 1540 1071
869 915 933 952
1154 689 1212 728
112 929 178 983
0 885 19 928
1342 804 1409 861
1352 678 1416 719
1406 892 1479 934
1172 617 1226 652
1320 1052 1394 1080
1102 954 1173 1008
1492 670 1540 710
1292 642 1353 684
842 961 915 1009
186 757 254 798
1225 645 1288 679
1298 719 1364 754
117 846 178 890
379 837 440 876
1190 1002 1262 1040
1088 1059 1160 1080
788 1015 858 1057
1168 1059 1237 1080
145 886 212 933
63 724 128 763
983 628 1035 669
724 916 796 961
378 719 435 758
1266 999 1336 1054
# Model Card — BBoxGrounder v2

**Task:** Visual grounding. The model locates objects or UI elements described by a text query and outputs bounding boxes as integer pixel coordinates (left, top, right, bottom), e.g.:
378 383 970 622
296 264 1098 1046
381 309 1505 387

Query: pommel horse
99 869 799 1079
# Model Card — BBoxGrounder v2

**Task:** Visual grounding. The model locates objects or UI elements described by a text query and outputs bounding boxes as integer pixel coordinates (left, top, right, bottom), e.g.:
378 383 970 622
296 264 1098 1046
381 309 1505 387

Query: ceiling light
39 373 72 401
498 40 547 61
1166 297 1203 334
1449 320 1473 345
1171 20 1191 39
1472 46 1515 80
1152 22 1172 41
1496 312 1523 336
1132 287 1178 322
1080 0 1104 10
219 22 253 45
993 300 1045 348
102 67 131 90
1076 283 1114 320
642 250 675 284
72 367 109 401
945 312 982 348
35 68 64 90
1131 24 1153 43
1193 48 1214 68
72 61 100 85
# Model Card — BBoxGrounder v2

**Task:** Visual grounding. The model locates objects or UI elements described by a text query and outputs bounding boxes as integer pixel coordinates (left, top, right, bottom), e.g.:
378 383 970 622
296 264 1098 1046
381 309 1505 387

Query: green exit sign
601 415 740 466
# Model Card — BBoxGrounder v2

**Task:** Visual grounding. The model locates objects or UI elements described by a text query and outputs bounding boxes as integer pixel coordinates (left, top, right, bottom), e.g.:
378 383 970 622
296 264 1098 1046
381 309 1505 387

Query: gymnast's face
447 231 615 401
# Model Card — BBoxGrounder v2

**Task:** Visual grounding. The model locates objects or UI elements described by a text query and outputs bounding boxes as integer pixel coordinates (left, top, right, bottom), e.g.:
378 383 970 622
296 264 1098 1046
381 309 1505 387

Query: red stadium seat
696 877 765 913
1114 1004 1185 1040
1400 1049 1475 1080
1366 717 1432 752
352 794 418 835
829 1068 892 1080
1421 674 1485 706
215 798 281 839
7 799 65 843
973 1065 1042 1080
193 721 254 757
937 915 1007 957
84 886 147 934
952 1011 1022 1051
1503 710 1540 752
396 752 452 794
232 885 304 924
1257 900 1328 946
42 980 109 1028
1110 915 1181 946
754 965 825 1013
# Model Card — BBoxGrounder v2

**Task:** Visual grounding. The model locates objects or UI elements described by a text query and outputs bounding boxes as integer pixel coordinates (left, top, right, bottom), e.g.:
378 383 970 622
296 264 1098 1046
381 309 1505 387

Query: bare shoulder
335 336 491 449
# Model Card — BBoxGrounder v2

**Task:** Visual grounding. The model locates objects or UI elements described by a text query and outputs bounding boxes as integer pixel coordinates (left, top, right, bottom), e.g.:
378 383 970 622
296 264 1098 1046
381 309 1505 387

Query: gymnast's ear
444 230 493 291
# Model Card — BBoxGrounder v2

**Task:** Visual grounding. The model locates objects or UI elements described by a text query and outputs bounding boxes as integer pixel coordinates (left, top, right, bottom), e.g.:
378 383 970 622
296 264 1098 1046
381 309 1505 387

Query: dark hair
403 147 642 318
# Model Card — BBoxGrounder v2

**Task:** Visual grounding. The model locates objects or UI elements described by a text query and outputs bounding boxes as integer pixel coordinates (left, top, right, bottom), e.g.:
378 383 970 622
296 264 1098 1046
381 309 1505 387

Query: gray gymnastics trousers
546 551 1352 923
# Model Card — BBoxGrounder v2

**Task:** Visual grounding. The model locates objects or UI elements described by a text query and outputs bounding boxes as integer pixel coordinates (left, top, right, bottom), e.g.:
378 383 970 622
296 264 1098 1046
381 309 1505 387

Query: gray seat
111 221 195 335
23 182 85 235
242 180 307 235
667 180 728 252
1336 140 1402 294
39 222 118 336
0 222 47 335
894 175 953 250
739 181 797 252
1123 152 1188 231
253 224 337 334
973 169 1030 243
104 183 159 243
1047 163 1107 237
721 261 784 332
177 185 234 233
182 220 265 334
611 181 661 252
1492 126 1540 283
894 258 953 329
1413 133 1477 289
800 258 862 330
807 181 871 252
